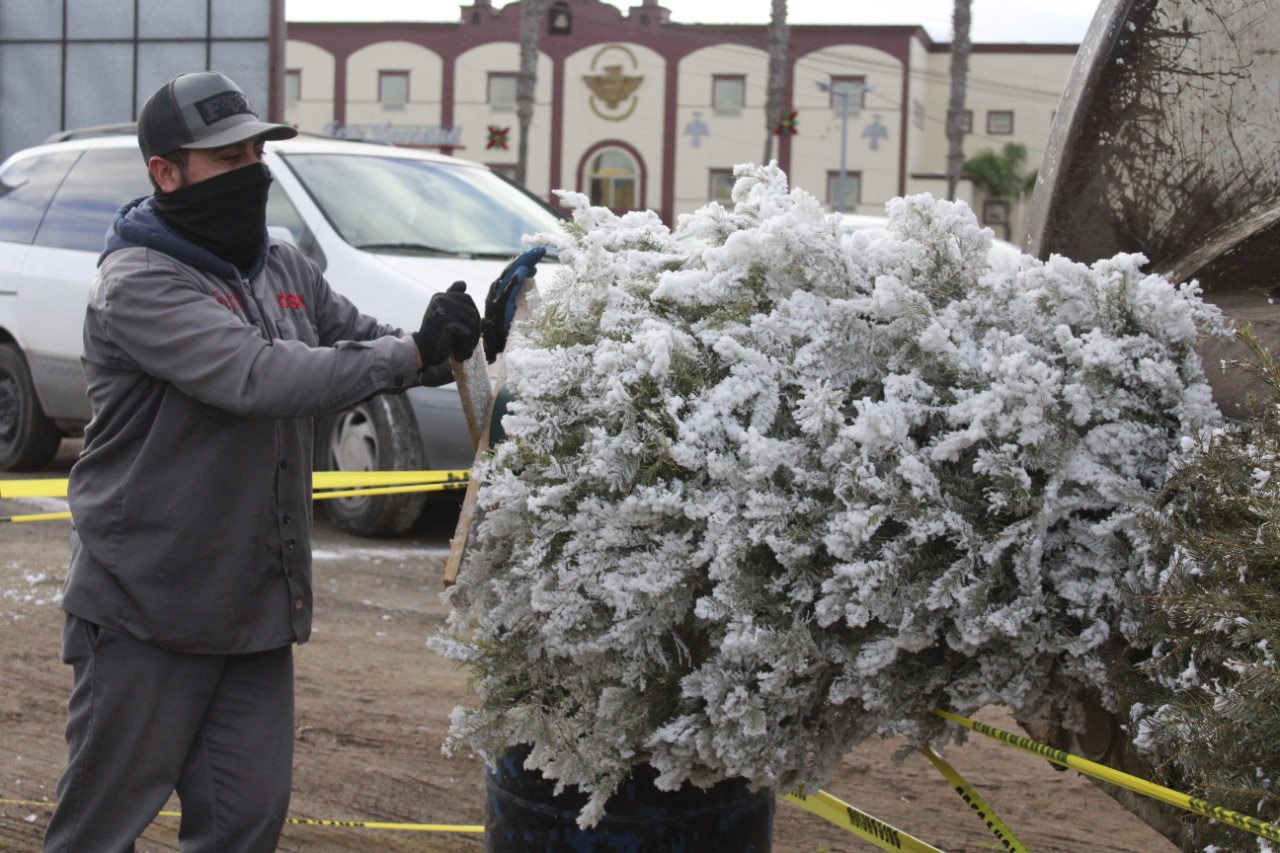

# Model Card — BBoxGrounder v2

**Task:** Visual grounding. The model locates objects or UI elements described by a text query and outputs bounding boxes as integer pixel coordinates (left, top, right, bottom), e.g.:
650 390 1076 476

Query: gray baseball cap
137 71 297 161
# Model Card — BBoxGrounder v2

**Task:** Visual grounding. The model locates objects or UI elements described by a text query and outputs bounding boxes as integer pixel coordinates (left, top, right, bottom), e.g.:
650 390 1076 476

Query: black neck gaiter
154 162 273 273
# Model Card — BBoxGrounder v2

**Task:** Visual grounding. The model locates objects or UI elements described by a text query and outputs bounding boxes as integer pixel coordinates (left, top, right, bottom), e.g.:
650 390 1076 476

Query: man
44 71 491 852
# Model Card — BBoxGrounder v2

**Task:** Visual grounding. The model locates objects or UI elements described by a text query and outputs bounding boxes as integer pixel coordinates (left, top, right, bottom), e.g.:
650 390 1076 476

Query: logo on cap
195 91 254 126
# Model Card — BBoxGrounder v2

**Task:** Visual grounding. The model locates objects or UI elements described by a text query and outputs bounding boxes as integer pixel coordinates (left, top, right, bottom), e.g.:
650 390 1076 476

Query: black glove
483 247 546 362
414 281 481 367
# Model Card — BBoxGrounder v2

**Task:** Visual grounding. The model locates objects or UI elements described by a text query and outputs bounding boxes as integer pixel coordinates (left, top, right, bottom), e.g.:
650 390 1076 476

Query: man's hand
414 281 481 368
483 247 546 362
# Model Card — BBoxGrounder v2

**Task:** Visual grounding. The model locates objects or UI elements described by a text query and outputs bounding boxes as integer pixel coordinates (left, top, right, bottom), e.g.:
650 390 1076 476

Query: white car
0 128 563 535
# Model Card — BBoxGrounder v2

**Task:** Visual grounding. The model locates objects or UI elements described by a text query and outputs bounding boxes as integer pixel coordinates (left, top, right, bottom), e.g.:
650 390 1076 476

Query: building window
712 75 745 114
379 71 409 111
987 110 1014 135
284 70 301 109
912 99 925 130
827 76 868 110
488 163 518 180
709 169 734 203
983 199 1010 225
488 73 518 112
588 148 637 210
826 170 862 212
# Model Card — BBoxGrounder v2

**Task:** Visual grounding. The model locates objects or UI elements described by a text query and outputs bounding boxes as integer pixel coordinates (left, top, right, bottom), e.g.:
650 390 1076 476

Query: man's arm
96 253 417 418
295 252 478 387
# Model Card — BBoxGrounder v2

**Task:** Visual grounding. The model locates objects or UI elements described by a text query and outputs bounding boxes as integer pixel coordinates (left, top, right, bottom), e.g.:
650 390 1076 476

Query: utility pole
762 0 789 165
945 0 973 200
516 0 547 187
816 78 867 214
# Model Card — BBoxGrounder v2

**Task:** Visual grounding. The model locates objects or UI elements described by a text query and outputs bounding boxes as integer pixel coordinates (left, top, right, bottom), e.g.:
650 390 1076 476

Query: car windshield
280 152 562 257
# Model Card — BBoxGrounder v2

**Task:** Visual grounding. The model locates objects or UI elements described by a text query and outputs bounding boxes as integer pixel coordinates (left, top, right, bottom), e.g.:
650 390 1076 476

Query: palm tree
945 0 972 200
762 0 788 165
964 142 1038 239
516 0 548 187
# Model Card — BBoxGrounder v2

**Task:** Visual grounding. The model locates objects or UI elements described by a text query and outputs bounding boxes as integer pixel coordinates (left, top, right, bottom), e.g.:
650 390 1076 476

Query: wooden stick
443 287 530 586
450 349 492 453
442 442 486 587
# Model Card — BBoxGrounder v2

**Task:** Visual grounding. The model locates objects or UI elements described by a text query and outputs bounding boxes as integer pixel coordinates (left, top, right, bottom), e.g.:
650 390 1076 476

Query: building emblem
487 125 511 150
774 110 799 137
584 45 643 121
684 111 709 147
862 115 889 151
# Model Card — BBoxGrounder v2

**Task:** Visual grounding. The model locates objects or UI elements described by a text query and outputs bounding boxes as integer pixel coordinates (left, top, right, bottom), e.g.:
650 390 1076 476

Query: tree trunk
762 0 788 165
516 0 547 187
945 0 972 200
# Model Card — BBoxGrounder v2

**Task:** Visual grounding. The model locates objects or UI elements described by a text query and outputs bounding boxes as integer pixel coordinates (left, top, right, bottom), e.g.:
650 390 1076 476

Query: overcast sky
285 0 1102 44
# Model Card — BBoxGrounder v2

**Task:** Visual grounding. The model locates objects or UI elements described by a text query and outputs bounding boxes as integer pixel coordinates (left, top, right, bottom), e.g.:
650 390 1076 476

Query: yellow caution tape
313 482 468 500
0 799 482 833
0 478 68 499
313 470 469 488
934 709 1280 843
0 471 470 501
919 745 1028 853
284 815 481 832
0 471 472 521
784 788 947 853
0 511 71 523
4 486 467 522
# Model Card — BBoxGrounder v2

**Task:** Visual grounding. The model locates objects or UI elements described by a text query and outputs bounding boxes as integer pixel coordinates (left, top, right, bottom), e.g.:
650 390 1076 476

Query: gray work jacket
62 196 448 654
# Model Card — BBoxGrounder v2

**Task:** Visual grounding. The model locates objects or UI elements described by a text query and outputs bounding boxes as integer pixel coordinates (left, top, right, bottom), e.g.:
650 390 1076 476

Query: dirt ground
1 441 1180 852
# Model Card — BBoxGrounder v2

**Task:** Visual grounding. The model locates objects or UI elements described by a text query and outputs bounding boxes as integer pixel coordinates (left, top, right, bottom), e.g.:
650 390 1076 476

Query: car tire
314 393 427 537
0 343 63 471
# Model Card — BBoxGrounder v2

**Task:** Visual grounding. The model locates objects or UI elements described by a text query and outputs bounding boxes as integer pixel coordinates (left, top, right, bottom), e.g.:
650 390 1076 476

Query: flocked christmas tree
1133 328 1280 852
430 163 1226 827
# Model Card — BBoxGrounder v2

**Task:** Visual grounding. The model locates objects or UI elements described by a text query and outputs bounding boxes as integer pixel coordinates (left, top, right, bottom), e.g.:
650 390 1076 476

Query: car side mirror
267 225 298 247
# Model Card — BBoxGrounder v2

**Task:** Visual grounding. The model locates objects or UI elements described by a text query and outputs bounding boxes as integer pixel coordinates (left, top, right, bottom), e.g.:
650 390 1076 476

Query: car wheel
314 393 427 537
0 343 63 471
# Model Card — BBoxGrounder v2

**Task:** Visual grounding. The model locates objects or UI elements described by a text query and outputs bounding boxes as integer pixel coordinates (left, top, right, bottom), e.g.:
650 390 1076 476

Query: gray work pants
44 613 294 853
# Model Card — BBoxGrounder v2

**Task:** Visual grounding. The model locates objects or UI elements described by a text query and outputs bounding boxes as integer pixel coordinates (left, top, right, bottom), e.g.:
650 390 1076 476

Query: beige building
285 0 1075 247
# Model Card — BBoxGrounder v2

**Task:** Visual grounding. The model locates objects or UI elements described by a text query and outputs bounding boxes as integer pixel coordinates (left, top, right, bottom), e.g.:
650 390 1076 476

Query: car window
0 151 79 246
279 153 562 258
266 180 325 268
35 147 152 252
267 180 307 243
